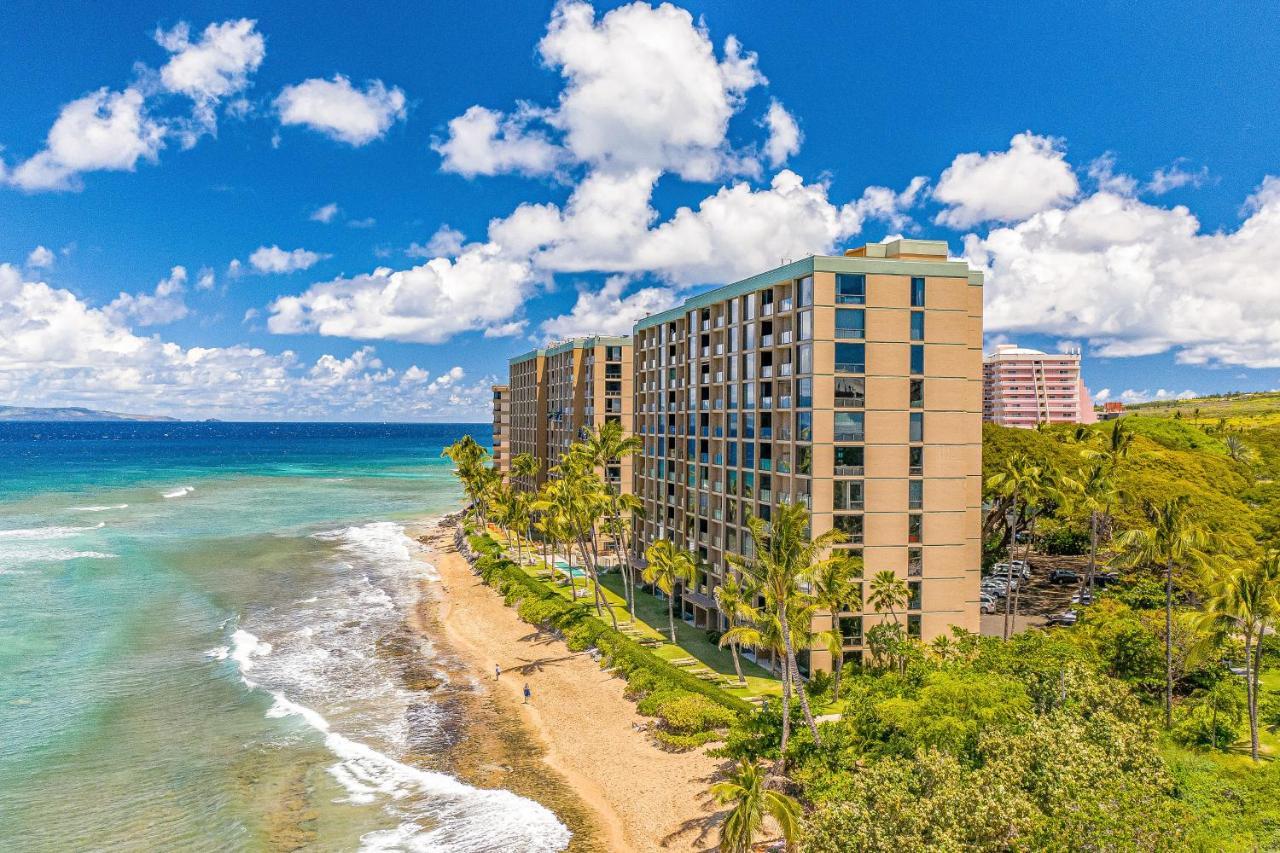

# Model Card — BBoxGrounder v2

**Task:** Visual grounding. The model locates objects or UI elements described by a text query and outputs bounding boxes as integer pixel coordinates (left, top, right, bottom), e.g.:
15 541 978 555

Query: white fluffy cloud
1117 388 1199 404
488 168 917 287
436 0 766 181
4 18 266 191
155 18 265 144
107 265 191 326
540 275 679 340
934 132 1079 228
762 99 801 168
310 202 340 223
408 225 467 258
26 246 55 269
248 246 330 274
0 264 491 420
266 244 538 344
434 106 562 178
973 176 1280 368
7 88 165 191
275 75 407 146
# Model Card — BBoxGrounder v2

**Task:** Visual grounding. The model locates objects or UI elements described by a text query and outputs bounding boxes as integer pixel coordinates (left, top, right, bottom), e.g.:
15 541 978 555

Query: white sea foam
204 646 230 661
162 486 195 499
70 504 129 512
227 569 570 853
0 522 105 540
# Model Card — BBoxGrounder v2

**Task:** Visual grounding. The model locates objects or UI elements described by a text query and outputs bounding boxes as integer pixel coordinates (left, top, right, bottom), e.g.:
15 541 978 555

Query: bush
1039 524 1089 555
463 533 750 749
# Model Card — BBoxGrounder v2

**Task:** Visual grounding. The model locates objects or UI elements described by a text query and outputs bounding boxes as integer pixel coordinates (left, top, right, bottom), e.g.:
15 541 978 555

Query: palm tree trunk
779 606 821 745
1249 625 1263 761
1164 558 1174 729
1003 495 1017 640
778 649 792 771
832 647 844 700
667 591 677 644
730 642 745 684
1087 511 1098 593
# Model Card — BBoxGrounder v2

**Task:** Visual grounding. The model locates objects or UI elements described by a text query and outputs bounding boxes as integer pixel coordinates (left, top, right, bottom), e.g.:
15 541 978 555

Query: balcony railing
834 465 865 476
835 361 865 373
834 430 864 442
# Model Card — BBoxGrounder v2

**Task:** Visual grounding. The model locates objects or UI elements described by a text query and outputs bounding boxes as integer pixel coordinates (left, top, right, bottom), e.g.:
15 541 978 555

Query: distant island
0 405 178 422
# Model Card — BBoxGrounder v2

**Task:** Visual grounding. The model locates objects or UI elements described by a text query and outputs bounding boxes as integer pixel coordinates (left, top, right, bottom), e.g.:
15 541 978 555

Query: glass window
834 411 864 442
834 514 864 541
743 324 756 350
798 275 814 307
835 377 865 408
799 310 813 341
909 479 923 510
743 383 755 409
834 445 864 475
909 445 923 475
797 445 812 476
797 411 812 442
910 277 925 307
909 412 923 442
839 615 863 644
907 614 921 639
834 480 864 510
835 309 865 339
728 442 738 466
744 414 756 439
908 514 922 543
908 547 923 577
728 414 739 438
742 472 755 498
730 298 740 324
836 273 866 305
743 443 756 467
743 354 756 379
910 312 925 341
797 377 812 408
798 342 813 374
835 342 864 373
910 344 924 375
910 378 924 409
744 294 756 320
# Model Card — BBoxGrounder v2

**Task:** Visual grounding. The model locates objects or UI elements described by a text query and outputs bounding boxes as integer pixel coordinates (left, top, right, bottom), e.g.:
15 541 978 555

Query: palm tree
1202 552 1280 760
442 435 491 523
1224 435 1254 464
642 539 697 643
714 571 760 685
808 553 863 700
1074 461 1118 594
867 569 908 625
709 758 800 853
729 502 846 755
579 422 644 613
1113 496 1213 728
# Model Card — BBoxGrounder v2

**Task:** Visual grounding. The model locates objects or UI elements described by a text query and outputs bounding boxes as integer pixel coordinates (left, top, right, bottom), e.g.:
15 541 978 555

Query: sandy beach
414 521 724 853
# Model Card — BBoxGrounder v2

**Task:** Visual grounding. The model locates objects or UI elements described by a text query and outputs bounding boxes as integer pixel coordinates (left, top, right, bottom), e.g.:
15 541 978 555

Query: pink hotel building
982 344 1096 428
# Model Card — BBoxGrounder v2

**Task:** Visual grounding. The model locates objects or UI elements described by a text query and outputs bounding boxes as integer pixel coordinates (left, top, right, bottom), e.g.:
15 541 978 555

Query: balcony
778 363 793 377
834 465 865 477
759 488 772 503
762 303 775 317
835 361 864 374
760 365 773 378
778 298 793 312
834 429 864 443
760 396 773 409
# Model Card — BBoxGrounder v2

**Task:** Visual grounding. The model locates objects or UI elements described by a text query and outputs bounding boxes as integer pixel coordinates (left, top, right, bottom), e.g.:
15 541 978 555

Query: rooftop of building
634 238 982 332
509 334 632 366
984 343 1082 362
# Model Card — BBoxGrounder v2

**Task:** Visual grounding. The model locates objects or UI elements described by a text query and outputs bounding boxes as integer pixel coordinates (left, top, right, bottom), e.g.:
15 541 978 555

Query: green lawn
514 553 783 701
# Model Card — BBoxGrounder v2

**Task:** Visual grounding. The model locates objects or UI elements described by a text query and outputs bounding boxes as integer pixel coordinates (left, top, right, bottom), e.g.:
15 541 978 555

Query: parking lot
978 553 1097 637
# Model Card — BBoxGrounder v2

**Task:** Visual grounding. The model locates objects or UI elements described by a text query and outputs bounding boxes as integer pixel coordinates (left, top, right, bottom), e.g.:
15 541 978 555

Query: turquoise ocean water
0 422 570 852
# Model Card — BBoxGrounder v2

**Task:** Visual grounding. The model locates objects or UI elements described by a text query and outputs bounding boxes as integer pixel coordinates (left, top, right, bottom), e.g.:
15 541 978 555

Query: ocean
0 422 571 852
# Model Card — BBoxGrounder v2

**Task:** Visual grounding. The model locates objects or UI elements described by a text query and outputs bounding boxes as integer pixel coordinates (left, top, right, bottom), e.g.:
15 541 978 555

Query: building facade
982 344 1096 428
504 336 634 490
491 384 510 474
630 239 983 672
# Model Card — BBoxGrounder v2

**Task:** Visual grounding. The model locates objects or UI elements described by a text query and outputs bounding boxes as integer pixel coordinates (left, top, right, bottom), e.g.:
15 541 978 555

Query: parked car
1010 559 1031 578
980 595 998 614
982 580 1008 597
1049 569 1079 585
1048 609 1078 626
1071 589 1094 605
1093 570 1119 586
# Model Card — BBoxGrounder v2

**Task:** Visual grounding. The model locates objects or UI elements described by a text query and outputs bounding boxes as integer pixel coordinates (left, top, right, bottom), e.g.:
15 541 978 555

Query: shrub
653 692 737 733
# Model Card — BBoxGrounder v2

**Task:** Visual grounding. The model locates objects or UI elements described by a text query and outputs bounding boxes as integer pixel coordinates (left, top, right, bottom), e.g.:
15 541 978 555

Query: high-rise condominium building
982 344 1096 428
631 239 983 673
504 336 634 490
494 239 983 673
491 384 510 473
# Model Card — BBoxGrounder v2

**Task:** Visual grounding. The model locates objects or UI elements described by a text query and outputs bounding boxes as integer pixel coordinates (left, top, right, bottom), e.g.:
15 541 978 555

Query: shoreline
412 519 723 853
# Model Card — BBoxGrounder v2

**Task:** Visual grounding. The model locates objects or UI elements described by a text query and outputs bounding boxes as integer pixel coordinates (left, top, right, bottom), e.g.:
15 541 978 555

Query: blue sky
2 1 1279 420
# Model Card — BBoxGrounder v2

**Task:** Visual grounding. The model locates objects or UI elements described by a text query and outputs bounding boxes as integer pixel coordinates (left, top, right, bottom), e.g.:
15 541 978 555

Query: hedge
465 533 752 744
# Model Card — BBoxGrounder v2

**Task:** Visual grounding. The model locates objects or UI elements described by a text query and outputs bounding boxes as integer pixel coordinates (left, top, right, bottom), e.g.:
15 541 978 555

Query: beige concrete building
630 239 983 673
491 384 510 474
504 336 634 491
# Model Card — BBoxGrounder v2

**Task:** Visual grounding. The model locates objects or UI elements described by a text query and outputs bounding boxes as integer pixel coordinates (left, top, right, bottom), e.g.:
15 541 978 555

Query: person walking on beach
494 663 501 680
523 682 531 704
